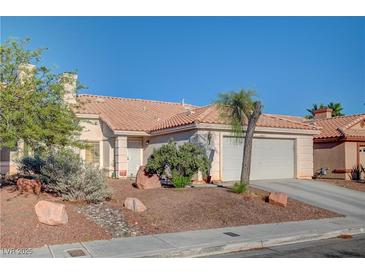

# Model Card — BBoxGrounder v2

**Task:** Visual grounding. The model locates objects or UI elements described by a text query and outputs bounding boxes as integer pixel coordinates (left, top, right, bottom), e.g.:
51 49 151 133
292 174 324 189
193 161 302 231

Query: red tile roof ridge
196 105 219 123
263 113 318 130
78 93 197 107
310 113 365 122
341 114 365 129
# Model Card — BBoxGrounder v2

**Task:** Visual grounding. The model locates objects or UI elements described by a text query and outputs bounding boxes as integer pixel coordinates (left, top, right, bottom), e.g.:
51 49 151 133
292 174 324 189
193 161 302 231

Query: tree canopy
215 89 256 139
0 38 84 152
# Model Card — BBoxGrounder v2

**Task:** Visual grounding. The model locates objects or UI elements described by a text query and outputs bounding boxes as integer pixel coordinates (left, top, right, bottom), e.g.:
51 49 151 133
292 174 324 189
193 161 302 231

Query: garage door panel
222 137 295 181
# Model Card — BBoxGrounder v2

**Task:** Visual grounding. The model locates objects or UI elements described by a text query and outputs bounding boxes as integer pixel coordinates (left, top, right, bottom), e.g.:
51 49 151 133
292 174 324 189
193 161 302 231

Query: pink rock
268 192 288 207
124 197 147 212
134 166 161 190
34 200 68 226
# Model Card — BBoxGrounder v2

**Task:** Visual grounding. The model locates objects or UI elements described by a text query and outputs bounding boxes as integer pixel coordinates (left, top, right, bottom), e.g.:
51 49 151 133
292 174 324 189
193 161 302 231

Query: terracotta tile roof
152 105 318 131
75 94 195 132
267 114 308 124
310 114 365 140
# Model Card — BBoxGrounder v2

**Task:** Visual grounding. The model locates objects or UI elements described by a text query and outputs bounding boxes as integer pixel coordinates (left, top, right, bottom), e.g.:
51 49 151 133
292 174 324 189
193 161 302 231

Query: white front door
222 137 295 181
127 139 142 177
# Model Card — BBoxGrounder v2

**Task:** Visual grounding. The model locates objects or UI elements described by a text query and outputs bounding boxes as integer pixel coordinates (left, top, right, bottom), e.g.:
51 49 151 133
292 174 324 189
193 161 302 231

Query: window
85 142 100 165
0 148 10 162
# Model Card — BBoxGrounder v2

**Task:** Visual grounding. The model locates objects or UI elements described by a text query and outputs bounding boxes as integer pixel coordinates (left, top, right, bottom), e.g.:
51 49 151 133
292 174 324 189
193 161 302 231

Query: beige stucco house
310 108 365 180
1 73 320 181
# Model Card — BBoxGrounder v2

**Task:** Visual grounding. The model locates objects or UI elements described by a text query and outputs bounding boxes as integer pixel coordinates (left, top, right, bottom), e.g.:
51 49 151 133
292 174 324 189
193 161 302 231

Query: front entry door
127 139 142 177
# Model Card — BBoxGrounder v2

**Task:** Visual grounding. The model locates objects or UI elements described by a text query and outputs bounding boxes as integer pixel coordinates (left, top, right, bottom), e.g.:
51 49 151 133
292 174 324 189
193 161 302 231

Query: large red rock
34 200 68 225
268 192 288 207
124 198 147 212
134 166 161 190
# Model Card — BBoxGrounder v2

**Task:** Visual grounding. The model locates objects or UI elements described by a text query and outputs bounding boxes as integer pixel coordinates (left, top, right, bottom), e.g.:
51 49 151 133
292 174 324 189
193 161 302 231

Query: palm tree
216 89 262 185
305 103 326 119
327 102 344 117
305 102 344 119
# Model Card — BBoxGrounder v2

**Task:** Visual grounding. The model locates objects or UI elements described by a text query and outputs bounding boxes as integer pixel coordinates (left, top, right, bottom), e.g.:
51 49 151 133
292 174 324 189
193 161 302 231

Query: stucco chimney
314 107 332 119
60 73 78 105
17 63 36 83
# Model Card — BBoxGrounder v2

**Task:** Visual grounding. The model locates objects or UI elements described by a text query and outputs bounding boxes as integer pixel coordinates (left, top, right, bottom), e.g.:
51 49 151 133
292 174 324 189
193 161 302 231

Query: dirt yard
0 186 111 248
107 179 340 235
1 179 341 248
316 179 365 192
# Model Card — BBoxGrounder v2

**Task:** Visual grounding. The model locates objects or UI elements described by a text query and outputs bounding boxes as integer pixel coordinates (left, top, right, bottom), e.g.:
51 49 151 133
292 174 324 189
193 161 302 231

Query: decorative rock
134 166 161 190
34 200 68 225
124 197 147 212
268 192 288 207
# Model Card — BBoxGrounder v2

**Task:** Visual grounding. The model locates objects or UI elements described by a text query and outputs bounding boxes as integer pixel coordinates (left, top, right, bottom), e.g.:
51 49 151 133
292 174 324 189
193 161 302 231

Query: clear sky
1 16 364 116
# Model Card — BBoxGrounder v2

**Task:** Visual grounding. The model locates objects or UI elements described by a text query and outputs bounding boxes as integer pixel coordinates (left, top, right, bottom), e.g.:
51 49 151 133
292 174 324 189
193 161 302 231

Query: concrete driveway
251 179 365 221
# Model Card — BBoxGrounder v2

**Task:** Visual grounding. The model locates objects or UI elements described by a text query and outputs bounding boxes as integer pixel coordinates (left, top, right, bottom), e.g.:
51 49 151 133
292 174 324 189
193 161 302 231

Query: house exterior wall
146 128 315 181
143 129 197 164
78 118 115 175
115 136 128 178
313 141 346 179
345 142 358 179
296 136 314 179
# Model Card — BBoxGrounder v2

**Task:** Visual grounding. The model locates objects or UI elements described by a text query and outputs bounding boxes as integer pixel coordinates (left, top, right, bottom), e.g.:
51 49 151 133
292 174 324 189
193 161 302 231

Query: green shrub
231 182 248 194
17 155 45 175
17 149 111 203
146 141 211 180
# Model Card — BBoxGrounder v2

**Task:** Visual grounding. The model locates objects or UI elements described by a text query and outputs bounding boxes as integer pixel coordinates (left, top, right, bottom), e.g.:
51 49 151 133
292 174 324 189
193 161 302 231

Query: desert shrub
145 141 179 177
17 149 111 202
146 141 211 181
17 155 45 175
231 182 248 194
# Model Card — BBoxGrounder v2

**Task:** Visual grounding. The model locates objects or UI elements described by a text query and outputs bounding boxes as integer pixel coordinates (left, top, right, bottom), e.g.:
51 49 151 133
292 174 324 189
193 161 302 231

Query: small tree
0 38 83 152
216 89 262 185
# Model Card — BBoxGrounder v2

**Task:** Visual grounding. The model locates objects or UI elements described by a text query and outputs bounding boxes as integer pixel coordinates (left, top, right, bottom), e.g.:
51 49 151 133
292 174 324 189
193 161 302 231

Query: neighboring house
310 108 365 180
0 72 320 181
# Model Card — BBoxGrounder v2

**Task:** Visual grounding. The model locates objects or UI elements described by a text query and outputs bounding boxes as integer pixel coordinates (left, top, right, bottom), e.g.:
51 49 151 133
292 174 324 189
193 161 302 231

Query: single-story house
310 108 365 180
0 72 320 181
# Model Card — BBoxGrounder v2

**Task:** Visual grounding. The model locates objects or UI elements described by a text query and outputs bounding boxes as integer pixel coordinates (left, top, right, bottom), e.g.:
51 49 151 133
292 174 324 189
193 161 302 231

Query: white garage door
222 137 295 181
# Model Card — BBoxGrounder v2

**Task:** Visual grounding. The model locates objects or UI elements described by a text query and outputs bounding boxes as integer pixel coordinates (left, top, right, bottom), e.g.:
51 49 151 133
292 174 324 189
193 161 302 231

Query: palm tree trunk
240 102 262 184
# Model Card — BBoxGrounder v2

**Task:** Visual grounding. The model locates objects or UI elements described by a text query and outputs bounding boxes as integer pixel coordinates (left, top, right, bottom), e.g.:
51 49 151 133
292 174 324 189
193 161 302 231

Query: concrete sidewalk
2 216 364 258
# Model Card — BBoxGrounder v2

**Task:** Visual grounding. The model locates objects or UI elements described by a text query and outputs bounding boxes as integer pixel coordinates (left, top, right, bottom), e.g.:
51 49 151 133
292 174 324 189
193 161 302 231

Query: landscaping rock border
76 203 140 238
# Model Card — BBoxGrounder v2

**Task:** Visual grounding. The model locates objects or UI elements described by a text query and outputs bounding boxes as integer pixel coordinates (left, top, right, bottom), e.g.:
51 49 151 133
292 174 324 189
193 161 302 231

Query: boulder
34 200 68 226
134 166 161 190
268 192 288 207
124 197 146 212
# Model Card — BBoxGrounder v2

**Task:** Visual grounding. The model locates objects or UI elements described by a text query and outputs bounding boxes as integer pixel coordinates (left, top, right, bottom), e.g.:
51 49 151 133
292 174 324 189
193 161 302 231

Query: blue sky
1 17 364 116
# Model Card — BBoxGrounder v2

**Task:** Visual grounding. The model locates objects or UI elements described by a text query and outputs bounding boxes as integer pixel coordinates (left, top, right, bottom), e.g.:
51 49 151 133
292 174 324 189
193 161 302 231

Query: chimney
60 73 78 105
314 107 332 119
17 63 36 83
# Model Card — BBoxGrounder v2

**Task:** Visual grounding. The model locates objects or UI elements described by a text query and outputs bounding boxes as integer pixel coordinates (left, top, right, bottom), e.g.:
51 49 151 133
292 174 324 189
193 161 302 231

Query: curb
141 227 365 258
